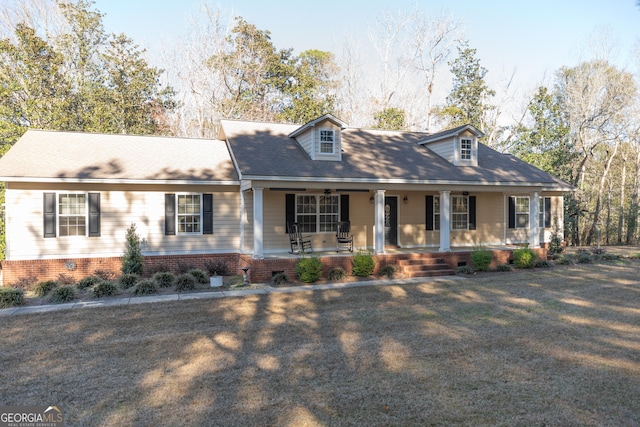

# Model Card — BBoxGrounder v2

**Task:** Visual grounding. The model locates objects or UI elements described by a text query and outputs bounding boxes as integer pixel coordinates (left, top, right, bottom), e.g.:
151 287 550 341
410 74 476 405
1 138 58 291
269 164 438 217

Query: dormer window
320 129 335 154
460 138 472 160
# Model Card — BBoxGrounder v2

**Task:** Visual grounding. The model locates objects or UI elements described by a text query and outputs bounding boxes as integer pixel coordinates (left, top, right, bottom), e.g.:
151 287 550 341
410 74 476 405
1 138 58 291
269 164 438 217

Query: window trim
295 193 340 233
319 129 335 154
433 195 441 231
57 192 88 237
176 193 203 235
451 195 469 230
460 138 472 161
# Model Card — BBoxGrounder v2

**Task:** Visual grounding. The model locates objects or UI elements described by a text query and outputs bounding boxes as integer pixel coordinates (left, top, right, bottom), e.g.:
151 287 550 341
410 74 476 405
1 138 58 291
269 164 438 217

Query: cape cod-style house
0 114 572 284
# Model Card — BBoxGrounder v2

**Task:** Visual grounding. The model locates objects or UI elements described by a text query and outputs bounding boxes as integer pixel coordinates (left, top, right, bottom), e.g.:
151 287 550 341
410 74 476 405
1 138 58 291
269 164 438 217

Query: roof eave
0 177 241 186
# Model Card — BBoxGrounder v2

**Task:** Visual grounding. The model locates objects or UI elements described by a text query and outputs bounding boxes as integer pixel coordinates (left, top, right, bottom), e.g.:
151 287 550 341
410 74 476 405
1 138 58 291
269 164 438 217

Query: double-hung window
515 196 530 228
460 138 472 160
296 194 339 233
177 194 202 234
319 129 335 154
451 195 468 230
58 193 86 236
433 196 441 230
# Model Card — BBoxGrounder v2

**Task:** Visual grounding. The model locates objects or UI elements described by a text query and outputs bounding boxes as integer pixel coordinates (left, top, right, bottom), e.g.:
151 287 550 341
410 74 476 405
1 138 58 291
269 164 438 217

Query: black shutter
165 193 176 235
203 193 213 234
468 196 476 230
43 192 56 238
544 197 551 228
340 194 350 222
88 193 100 237
426 195 434 231
285 194 295 232
508 196 515 229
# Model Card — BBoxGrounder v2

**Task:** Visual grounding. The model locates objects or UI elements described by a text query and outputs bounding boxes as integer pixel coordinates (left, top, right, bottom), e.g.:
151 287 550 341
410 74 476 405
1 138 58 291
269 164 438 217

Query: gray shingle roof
0 129 238 183
221 119 572 189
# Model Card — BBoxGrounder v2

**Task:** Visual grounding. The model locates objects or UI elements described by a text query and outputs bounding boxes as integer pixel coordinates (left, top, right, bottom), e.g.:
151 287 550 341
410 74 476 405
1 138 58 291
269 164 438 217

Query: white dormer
288 114 348 161
418 124 484 167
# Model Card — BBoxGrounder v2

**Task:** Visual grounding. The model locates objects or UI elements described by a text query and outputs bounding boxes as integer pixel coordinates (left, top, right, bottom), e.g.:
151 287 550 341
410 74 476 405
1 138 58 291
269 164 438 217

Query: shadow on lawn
1 262 639 426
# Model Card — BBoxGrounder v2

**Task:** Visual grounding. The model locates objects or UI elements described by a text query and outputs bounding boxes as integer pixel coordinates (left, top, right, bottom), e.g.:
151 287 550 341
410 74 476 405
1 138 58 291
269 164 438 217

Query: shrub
0 288 25 308
513 246 536 269
327 267 347 282
555 255 573 265
227 275 244 287
10 276 37 292
146 264 171 275
56 273 76 286
271 272 289 286
471 245 492 272
188 269 209 284
379 264 396 278
93 269 117 281
153 271 175 288
175 273 197 291
121 223 144 275
547 217 564 259
176 262 197 274
205 259 230 276
496 264 512 272
118 273 140 289
133 279 158 295
600 253 620 261
295 256 323 283
629 252 640 260
77 276 101 290
49 285 76 303
457 265 474 274
535 260 554 268
352 250 375 277
93 282 118 298
577 253 593 264
33 280 58 297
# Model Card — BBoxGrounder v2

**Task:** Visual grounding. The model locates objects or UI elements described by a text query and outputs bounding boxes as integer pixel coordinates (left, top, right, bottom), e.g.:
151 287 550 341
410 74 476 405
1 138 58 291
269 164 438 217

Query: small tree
122 223 143 275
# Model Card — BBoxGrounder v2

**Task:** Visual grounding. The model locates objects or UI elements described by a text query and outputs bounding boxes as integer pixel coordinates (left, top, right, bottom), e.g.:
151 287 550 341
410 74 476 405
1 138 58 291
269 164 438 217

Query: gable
419 125 482 167
288 114 346 162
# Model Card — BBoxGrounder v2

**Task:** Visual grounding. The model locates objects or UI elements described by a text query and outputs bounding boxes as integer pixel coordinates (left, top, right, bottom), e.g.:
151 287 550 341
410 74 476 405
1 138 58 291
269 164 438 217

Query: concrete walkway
0 276 463 317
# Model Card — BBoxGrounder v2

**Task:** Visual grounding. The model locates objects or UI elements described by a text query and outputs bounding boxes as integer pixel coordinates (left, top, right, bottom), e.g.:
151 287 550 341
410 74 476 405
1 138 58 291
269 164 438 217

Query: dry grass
1 258 639 426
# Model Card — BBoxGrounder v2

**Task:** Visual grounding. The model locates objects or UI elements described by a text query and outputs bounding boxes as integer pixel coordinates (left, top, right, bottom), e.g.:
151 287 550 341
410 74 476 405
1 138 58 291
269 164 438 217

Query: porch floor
262 245 518 259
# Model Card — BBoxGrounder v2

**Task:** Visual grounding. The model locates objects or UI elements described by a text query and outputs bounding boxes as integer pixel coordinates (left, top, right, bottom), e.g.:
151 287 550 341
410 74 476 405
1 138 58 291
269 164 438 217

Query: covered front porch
241 245 547 283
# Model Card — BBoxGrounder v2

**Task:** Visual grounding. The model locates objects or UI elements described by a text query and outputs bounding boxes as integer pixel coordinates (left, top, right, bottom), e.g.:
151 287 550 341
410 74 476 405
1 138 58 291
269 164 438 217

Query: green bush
457 265 474 274
352 250 375 277
535 260 554 268
629 252 640 260
0 287 25 308
496 264 511 272
513 246 536 269
379 264 396 278
295 256 323 283
133 279 158 295
121 223 144 275
175 273 197 291
327 267 347 282
600 253 620 261
205 259 230 276
471 245 492 272
577 253 593 264
118 273 140 289
153 271 175 288
77 276 101 290
271 272 289 286
555 255 573 265
93 282 118 298
188 269 209 284
33 280 58 297
49 285 76 303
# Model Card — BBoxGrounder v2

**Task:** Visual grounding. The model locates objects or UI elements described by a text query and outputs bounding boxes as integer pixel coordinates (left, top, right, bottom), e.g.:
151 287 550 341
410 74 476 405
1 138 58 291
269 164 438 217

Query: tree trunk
618 155 626 243
586 142 619 245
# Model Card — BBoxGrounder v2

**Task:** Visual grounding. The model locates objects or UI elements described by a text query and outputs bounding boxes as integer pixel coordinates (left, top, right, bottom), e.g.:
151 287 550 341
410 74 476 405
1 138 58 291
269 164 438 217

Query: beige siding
426 139 454 162
451 192 504 246
4 183 241 260
294 129 313 158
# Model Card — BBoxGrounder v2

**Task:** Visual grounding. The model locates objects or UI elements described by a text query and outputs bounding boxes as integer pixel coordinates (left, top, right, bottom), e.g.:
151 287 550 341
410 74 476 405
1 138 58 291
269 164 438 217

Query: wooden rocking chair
336 221 353 252
288 222 313 254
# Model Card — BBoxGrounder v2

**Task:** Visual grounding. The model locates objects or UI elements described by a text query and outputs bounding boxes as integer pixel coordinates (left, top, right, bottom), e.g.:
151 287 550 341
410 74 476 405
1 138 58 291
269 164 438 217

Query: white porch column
529 191 540 248
253 188 264 259
439 190 451 252
374 189 386 254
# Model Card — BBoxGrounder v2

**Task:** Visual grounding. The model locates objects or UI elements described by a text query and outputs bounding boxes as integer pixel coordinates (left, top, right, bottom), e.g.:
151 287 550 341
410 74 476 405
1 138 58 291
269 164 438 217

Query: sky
92 0 640 83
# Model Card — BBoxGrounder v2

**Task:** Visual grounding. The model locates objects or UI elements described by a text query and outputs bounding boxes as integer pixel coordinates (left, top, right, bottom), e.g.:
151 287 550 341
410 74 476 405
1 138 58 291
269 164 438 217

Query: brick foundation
0 248 547 286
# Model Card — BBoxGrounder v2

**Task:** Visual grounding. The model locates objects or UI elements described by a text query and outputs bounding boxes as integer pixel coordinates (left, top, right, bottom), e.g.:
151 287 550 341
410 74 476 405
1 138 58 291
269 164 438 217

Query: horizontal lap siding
4 186 241 260
451 192 504 246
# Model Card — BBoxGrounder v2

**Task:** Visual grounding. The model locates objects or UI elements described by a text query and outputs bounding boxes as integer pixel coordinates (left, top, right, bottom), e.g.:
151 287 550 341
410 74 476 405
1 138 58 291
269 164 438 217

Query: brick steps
395 257 456 278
